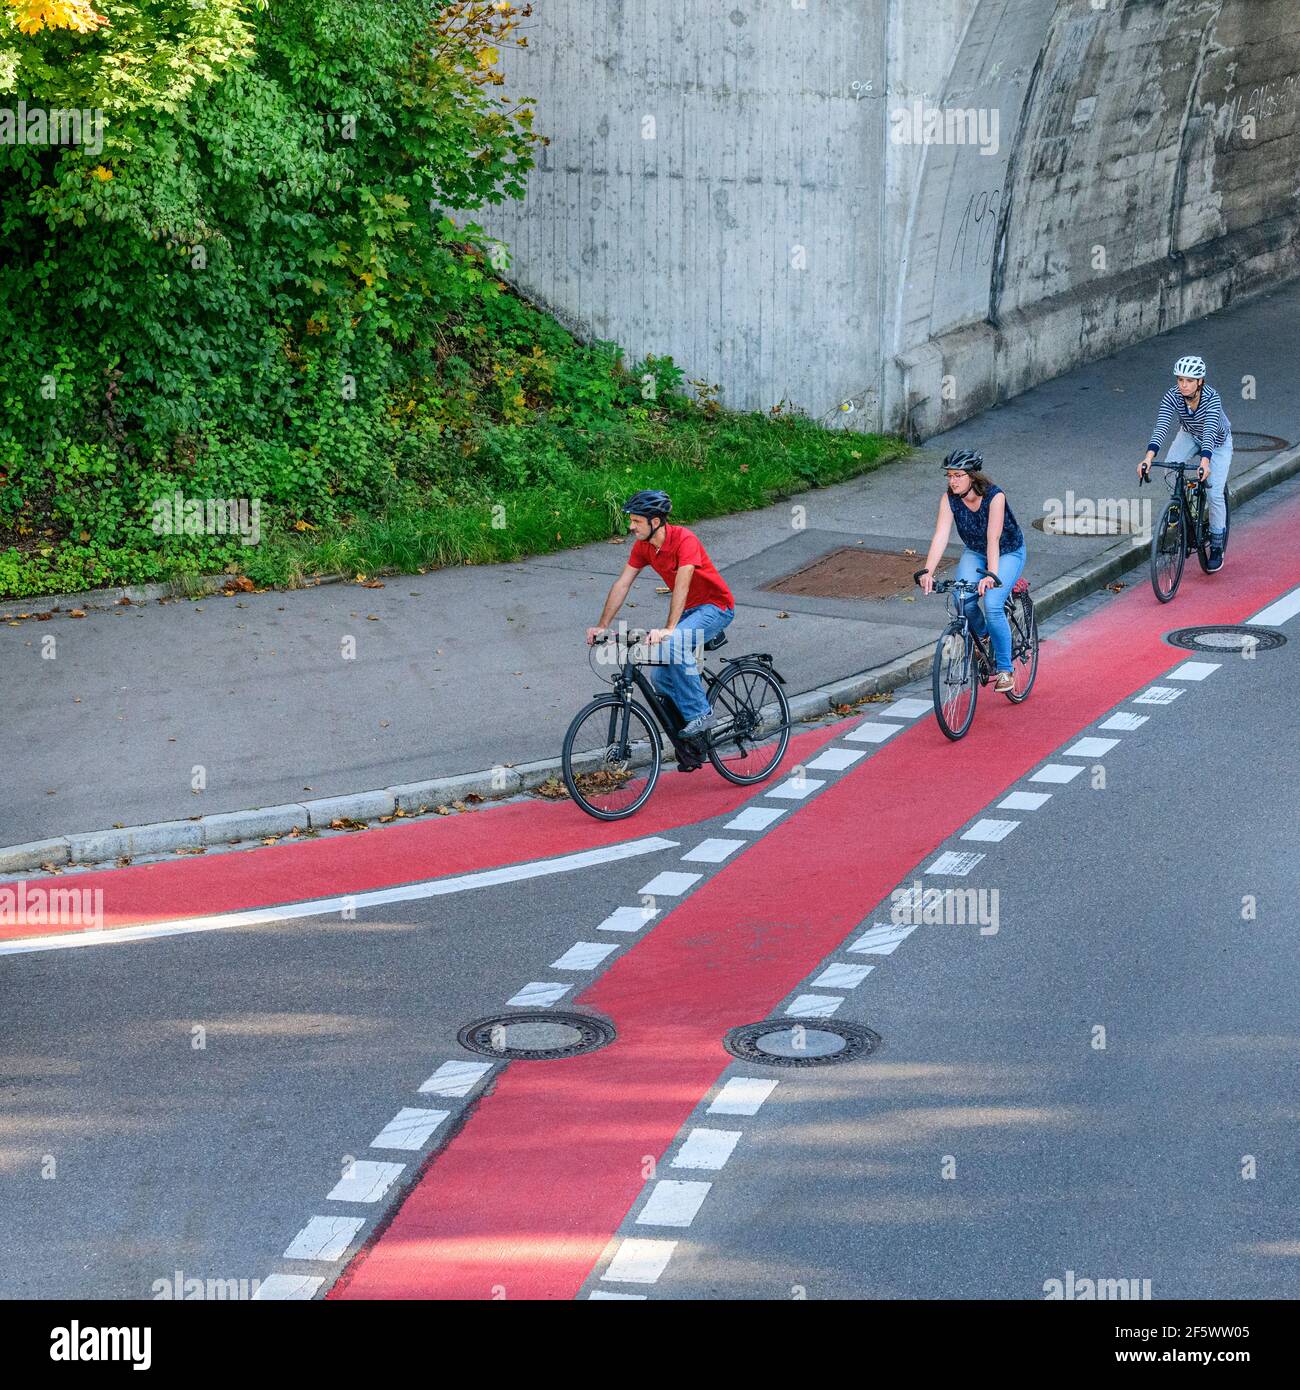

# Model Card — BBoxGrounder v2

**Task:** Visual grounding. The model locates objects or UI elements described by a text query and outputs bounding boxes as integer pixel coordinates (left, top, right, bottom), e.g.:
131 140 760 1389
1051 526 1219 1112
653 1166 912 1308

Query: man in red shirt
587 490 735 743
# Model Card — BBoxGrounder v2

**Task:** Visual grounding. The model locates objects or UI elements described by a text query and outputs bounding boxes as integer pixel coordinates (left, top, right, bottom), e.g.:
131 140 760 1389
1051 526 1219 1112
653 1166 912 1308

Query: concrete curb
0 569 352 618
5 445 1296 877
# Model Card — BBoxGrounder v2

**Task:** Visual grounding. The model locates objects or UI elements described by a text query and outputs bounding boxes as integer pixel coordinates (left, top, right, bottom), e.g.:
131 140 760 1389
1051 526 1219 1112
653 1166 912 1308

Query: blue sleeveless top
947 484 1024 554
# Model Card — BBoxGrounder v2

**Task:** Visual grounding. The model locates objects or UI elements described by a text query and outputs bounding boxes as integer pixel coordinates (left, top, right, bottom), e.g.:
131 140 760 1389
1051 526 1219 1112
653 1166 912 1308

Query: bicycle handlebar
912 568 1000 593
592 628 651 645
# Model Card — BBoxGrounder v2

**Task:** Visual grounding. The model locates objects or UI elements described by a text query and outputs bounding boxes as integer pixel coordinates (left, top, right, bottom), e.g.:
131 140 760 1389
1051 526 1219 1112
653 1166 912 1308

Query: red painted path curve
331 498 1300 1299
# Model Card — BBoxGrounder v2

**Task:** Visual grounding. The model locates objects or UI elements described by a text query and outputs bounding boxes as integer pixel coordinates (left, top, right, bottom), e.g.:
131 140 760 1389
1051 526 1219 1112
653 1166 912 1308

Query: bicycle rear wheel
932 627 977 740
1004 594 1039 703
1150 498 1185 602
561 695 661 820
706 661 791 784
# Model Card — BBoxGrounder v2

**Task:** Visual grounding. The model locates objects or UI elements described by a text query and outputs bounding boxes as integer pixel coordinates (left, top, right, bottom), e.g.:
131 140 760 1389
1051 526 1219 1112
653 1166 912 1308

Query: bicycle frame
1146 459 1211 555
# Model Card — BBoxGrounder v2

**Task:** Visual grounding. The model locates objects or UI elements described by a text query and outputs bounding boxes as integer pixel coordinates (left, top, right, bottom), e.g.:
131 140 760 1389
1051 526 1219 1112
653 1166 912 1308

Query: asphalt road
1 499 1296 1301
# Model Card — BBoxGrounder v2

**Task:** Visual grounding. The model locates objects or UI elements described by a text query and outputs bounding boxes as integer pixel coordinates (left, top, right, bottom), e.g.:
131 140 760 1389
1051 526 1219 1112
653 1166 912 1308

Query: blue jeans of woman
648 604 734 723
956 546 1026 673
1166 429 1232 537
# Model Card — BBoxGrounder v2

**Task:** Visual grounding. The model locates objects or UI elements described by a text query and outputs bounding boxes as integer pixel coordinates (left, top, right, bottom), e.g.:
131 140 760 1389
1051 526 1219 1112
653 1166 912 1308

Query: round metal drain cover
723 1019 881 1067
458 1011 616 1061
1166 624 1286 653
1229 432 1290 453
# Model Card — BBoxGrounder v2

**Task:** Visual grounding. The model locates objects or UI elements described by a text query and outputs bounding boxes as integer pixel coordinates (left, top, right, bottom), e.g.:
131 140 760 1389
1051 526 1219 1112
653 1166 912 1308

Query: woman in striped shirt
1138 355 1232 571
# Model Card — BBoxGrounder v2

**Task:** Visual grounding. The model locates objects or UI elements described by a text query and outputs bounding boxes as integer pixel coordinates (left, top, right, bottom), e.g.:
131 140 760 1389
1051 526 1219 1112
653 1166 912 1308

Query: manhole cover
1165 624 1286 653
457 1011 617 1060
1230 432 1290 453
722 1018 882 1067
765 547 947 600
1033 507 1145 536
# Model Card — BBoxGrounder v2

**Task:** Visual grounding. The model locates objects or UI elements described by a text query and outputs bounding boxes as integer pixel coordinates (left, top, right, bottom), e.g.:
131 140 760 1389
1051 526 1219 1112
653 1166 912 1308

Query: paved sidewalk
5 281 1300 850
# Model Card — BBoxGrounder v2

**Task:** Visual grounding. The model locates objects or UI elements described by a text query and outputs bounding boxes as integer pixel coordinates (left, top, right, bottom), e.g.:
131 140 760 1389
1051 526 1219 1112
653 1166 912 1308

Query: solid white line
602 1238 678 1284
551 941 618 970
0 836 680 956
847 922 917 955
671 1128 742 1171
805 748 866 771
1133 685 1184 705
765 776 826 799
786 993 843 1018
253 1274 324 1300
681 838 746 864
844 722 903 744
369 1108 450 1151
708 1076 778 1116
1030 763 1086 783
327 1160 405 1204
283 1215 367 1262
506 981 570 1008
636 1180 712 1228
1099 712 1149 731
597 904 658 933
637 871 701 897
998 790 1052 810
1250 585 1300 627
926 851 986 875
811 962 873 990
418 1059 493 1097
724 806 786 831
1062 737 1120 758
1168 660 1220 681
961 819 1020 843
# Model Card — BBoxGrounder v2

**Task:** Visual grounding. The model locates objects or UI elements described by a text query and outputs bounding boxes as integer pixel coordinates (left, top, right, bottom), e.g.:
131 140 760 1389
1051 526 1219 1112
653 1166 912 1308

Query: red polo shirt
628 524 734 612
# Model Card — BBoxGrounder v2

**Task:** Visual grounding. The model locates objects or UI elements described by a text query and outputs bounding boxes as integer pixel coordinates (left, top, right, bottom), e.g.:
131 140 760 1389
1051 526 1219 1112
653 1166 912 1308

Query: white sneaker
680 711 716 739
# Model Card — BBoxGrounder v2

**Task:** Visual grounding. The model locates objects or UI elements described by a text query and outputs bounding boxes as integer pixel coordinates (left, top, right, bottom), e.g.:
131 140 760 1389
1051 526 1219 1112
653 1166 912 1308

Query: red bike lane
330 495 1300 1299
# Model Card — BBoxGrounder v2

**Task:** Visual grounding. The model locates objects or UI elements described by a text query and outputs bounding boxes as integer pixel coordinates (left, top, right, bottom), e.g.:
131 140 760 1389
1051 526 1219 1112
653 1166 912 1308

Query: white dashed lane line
961 818 1020 842
805 747 867 770
765 776 825 799
811 963 873 990
636 1180 712 1228
602 1239 678 1285
326 1161 405 1205
926 850 986 875
551 941 619 970
671 1129 742 1171
1250 584 1300 626
597 904 658 933
1030 763 1086 783
1168 661 1221 680
369 1108 450 1151
707 1077 779 1116
999 790 1051 809
283 1216 366 1263
681 837 747 863
506 981 571 1008
254 1274 323 1301
844 722 903 744
418 1060 494 1097
848 922 917 955
785 994 843 1018
725 805 786 830
1099 712 1148 731
638 870 702 896
1134 686 1184 704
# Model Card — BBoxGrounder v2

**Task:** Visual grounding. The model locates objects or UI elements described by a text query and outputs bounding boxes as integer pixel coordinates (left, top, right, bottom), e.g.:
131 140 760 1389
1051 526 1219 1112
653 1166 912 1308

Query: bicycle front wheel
707 661 791 784
1150 498 1185 603
932 627 977 740
561 695 661 820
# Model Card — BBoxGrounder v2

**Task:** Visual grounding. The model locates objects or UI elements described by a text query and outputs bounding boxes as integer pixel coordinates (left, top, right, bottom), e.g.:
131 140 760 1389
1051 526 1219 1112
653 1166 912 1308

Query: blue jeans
956 546 1026 673
1166 430 1232 536
648 604 734 723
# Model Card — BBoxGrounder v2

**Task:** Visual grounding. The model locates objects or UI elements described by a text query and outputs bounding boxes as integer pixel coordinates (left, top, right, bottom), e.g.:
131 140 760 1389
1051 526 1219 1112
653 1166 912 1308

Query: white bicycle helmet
1173 355 1206 379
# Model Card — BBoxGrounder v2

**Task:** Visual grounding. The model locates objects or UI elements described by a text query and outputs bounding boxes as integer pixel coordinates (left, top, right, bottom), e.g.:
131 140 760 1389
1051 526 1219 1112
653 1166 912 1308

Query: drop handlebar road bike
561 627 792 820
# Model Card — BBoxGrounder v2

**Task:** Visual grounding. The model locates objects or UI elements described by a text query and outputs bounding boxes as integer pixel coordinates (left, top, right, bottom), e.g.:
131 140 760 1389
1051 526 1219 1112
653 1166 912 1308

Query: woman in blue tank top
917 448 1027 692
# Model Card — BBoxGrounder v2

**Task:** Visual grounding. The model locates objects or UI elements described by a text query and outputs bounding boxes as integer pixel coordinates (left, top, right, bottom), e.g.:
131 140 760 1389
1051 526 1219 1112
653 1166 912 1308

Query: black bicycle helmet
942 448 984 472
622 489 673 518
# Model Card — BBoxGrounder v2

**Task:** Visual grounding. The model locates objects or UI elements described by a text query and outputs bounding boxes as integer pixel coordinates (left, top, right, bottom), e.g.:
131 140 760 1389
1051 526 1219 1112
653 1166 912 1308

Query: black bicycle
913 569 1039 741
1141 458 1232 603
561 627 792 820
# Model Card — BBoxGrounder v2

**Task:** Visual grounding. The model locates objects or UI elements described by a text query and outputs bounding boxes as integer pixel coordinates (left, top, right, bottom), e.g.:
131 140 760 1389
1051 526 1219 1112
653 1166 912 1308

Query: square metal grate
764 546 950 600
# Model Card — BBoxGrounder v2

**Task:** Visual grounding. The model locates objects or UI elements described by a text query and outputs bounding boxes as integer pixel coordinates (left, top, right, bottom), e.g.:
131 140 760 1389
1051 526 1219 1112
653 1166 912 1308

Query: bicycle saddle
703 631 728 652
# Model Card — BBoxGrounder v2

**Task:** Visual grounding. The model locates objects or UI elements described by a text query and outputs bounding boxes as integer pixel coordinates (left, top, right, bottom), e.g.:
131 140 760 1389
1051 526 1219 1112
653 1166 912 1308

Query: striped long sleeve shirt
1147 385 1232 461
